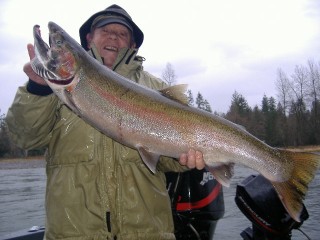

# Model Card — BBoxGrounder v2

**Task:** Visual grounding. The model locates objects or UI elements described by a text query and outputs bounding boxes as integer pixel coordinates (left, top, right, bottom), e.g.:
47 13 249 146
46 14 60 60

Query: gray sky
1 0 320 115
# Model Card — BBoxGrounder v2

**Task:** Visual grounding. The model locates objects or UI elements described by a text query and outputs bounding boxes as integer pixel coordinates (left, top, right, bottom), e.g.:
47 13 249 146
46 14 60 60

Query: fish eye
56 39 63 46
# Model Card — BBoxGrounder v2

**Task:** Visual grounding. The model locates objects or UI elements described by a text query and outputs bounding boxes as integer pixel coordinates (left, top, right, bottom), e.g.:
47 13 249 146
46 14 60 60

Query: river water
0 159 319 239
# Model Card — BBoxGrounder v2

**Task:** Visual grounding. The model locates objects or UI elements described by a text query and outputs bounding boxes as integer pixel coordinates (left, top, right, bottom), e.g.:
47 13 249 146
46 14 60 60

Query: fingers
23 44 48 86
179 153 188 166
23 62 34 76
27 43 35 60
186 149 196 169
195 150 205 170
179 149 205 170
23 44 35 76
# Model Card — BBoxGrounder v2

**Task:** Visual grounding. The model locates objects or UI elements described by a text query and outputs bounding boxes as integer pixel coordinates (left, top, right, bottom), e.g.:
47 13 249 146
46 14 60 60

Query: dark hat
79 4 144 50
91 15 133 33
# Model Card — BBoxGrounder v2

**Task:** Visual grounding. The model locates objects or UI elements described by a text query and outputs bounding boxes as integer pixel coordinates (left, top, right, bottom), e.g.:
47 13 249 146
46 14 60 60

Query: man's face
87 23 135 68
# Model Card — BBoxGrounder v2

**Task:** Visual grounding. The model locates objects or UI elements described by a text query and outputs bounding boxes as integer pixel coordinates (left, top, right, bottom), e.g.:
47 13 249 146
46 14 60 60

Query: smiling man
7 4 205 240
84 15 137 68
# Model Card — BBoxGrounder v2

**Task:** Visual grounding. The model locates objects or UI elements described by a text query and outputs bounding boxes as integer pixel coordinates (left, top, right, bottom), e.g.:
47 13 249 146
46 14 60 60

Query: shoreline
0 155 44 161
0 157 45 170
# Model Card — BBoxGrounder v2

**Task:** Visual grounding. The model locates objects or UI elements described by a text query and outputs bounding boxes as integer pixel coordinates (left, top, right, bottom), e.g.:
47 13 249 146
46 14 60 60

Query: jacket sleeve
6 82 59 150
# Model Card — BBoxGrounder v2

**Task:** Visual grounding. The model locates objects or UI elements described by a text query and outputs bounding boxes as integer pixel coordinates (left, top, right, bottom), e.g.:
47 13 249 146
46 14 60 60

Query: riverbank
0 157 45 169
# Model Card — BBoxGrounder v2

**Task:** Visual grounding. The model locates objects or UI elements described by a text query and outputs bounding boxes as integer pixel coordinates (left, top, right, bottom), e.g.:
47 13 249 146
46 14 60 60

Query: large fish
31 22 319 222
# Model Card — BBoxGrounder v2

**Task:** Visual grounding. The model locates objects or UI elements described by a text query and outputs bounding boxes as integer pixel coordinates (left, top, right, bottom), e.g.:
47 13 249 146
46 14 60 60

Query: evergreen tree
194 92 212 112
276 102 288 146
248 105 265 141
288 98 309 146
196 92 205 109
261 95 269 114
203 99 212 113
310 99 320 144
0 113 11 157
226 91 252 128
187 89 194 106
264 96 278 146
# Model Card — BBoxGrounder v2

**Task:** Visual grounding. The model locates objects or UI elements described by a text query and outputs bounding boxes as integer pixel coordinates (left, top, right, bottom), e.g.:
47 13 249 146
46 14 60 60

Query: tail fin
272 150 320 222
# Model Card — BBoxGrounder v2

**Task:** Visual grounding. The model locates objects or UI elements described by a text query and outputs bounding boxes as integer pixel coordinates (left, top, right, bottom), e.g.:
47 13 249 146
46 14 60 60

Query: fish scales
30 22 320 222
76 69 284 177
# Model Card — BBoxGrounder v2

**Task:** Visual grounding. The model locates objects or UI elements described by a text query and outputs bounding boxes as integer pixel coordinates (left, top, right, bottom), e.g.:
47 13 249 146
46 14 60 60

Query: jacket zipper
112 48 130 71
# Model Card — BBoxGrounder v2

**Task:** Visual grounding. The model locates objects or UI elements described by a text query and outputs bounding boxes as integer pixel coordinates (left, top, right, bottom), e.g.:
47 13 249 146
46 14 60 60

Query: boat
0 226 44 240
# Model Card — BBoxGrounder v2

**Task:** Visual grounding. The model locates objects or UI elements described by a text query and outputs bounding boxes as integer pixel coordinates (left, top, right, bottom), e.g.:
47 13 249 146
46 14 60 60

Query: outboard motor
235 174 309 240
166 169 225 240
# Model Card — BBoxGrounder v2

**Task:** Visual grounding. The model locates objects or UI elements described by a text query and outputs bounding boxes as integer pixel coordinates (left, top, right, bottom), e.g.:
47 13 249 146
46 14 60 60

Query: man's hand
179 149 205 170
23 44 48 86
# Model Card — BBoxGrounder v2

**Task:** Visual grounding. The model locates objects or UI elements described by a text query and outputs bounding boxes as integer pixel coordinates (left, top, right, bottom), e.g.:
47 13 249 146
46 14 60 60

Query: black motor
166 169 225 240
235 174 309 240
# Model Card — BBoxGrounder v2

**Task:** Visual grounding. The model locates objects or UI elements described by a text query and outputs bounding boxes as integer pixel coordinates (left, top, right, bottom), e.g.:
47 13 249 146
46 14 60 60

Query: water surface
0 159 319 239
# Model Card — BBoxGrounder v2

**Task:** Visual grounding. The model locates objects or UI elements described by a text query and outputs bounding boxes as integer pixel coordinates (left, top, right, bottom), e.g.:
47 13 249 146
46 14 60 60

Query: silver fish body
31 22 320 222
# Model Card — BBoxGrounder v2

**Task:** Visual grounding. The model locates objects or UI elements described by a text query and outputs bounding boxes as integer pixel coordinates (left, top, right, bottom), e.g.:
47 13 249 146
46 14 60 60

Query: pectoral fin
137 145 160 173
207 163 235 187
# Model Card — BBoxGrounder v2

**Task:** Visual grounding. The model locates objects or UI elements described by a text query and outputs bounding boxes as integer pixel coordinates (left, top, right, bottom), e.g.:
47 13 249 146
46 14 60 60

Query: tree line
222 59 320 147
162 60 320 147
1 59 319 158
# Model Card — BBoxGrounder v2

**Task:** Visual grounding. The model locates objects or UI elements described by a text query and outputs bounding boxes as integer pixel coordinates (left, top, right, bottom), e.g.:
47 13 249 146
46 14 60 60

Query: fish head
31 22 84 88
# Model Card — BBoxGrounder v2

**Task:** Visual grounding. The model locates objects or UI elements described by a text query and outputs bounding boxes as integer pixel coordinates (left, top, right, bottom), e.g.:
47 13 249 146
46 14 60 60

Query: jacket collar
112 48 138 71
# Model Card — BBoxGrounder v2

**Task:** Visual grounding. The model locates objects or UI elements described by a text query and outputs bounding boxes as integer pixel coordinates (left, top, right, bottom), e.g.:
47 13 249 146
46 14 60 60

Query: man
6 4 205 240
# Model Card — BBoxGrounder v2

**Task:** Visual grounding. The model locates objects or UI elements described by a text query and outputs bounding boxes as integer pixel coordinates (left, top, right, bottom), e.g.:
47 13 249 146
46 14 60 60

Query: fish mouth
31 24 76 85
47 78 74 85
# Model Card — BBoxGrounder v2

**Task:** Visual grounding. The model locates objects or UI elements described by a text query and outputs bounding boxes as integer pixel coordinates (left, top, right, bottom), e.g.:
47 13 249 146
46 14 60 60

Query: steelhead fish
31 22 320 222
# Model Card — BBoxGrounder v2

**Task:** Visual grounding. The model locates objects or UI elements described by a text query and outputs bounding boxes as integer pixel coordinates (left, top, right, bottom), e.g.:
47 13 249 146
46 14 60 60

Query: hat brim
79 9 144 50
94 18 133 33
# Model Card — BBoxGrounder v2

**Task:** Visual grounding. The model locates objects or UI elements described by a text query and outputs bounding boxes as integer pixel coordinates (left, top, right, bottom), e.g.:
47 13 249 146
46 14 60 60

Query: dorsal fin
159 84 189 105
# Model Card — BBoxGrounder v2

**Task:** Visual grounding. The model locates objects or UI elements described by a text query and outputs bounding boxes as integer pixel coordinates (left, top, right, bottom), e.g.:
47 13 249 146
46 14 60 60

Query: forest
0 59 319 158
221 59 320 147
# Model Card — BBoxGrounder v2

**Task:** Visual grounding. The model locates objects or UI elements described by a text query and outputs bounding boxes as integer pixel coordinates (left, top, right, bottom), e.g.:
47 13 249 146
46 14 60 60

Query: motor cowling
235 174 309 240
166 169 225 240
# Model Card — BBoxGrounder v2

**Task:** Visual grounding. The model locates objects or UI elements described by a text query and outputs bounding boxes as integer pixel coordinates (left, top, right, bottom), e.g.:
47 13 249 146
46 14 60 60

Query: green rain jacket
6 48 187 240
